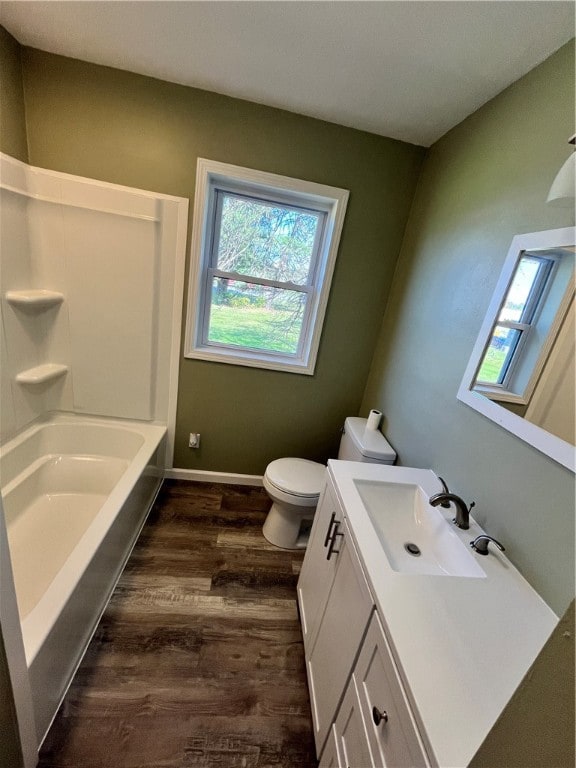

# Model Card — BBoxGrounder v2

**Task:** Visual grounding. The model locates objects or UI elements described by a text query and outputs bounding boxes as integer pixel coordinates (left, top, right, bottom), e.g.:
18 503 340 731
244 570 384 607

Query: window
476 254 555 387
473 248 573 404
185 159 349 374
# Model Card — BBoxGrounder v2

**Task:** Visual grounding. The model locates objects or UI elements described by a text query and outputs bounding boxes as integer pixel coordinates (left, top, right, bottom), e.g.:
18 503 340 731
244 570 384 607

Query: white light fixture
547 134 575 205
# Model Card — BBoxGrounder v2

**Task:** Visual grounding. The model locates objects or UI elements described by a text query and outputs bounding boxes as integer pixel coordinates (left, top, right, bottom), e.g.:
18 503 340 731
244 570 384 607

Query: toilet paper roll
366 409 382 431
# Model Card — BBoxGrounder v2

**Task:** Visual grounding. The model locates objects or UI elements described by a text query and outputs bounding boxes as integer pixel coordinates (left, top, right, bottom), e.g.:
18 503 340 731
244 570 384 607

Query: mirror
458 226 575 472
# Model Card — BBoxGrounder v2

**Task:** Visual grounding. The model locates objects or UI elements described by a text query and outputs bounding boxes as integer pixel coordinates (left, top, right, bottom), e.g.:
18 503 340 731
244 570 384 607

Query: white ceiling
1 1 574 147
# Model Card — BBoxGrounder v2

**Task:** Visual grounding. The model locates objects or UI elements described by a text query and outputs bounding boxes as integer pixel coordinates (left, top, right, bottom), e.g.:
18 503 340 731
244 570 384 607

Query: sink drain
404 542 421 557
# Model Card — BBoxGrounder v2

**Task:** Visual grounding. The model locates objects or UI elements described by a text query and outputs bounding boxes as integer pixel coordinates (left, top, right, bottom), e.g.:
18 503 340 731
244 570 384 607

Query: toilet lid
266 458 325 498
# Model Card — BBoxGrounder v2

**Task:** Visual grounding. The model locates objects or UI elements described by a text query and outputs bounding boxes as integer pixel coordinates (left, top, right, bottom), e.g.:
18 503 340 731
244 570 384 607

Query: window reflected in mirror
458 227 575 471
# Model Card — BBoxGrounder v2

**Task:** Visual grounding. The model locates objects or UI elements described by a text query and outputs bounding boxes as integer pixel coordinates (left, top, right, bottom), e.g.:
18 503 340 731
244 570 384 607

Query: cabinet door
333 678 374 768
297 479 343 654
307 519 373 754
354 613 430 768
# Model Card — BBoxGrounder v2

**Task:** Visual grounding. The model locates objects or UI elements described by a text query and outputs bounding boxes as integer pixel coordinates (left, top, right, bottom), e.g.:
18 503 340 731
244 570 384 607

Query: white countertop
328 459 558 768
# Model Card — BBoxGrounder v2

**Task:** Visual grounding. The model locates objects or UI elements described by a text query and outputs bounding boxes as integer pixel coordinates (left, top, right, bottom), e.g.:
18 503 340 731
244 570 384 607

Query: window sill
184 346 316 375
473 385 528 405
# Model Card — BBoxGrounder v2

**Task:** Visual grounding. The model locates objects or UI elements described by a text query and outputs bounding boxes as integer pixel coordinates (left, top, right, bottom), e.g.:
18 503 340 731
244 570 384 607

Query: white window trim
184 158 349 375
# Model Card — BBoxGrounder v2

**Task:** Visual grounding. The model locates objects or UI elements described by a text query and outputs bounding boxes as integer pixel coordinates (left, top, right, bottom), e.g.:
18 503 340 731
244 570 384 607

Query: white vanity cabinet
300 462 560 768
299 474 431 766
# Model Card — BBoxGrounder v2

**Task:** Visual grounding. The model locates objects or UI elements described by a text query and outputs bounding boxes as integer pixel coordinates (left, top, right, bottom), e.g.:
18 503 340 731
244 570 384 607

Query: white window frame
184 158 349 374
473 248 574 406
474 252 560 403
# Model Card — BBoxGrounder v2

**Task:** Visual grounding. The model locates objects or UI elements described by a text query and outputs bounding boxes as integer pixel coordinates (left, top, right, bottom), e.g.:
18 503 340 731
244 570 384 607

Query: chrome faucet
429 492 475 530
470 534 505 556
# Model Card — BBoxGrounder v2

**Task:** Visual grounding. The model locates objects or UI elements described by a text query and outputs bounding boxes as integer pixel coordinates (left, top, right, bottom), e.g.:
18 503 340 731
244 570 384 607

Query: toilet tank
338 417 396 464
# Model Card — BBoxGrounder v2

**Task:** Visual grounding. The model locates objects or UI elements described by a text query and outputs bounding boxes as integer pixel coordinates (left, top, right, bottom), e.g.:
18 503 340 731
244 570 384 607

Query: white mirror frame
457 226 575 473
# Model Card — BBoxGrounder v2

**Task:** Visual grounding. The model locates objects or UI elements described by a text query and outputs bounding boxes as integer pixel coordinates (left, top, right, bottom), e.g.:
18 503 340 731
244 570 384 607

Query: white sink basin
354 479 485 578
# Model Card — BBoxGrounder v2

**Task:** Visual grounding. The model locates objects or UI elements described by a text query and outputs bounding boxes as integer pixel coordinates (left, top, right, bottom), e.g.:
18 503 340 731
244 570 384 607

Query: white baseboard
165 467 264 487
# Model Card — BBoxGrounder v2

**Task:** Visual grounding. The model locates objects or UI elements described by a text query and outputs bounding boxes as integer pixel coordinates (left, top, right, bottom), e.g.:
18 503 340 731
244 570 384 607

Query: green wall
17 47 424 474
0 26 27 162
361 41 575 616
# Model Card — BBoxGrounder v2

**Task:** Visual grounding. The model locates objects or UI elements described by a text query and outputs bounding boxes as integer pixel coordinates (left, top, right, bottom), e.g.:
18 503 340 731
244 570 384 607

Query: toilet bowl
262 417 397 550
262 458 325 549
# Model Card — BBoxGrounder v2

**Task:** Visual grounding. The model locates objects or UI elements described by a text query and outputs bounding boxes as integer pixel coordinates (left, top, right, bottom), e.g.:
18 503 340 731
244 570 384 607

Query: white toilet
262 416 396 549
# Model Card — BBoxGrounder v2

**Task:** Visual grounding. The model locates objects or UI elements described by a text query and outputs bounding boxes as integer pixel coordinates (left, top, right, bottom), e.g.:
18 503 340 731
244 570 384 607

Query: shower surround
0 151 188 747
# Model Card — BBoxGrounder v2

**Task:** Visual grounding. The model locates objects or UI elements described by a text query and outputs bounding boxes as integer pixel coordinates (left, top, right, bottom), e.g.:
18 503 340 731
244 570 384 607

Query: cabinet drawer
354 612 430 768
319 725 342 768
332 677 374 768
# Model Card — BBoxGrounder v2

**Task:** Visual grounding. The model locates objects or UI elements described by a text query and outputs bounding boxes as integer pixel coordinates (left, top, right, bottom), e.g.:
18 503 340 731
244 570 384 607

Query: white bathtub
0 413 166 744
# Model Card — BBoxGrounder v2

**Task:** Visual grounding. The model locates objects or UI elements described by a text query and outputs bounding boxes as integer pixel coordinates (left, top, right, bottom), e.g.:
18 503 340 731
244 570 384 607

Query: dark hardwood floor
38 480 318 768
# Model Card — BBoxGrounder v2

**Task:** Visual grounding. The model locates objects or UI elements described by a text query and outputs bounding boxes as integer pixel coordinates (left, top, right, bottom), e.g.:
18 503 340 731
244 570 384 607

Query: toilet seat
265 458 325 499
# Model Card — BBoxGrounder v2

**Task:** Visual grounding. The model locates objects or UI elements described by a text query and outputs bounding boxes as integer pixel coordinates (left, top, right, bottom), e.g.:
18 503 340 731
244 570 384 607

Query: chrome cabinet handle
323 512 337 548
326 522 343 560
372 706 388 726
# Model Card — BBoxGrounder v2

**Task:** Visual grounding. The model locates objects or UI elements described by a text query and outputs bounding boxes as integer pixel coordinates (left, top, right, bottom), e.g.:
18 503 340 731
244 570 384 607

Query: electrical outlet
189 433 201 449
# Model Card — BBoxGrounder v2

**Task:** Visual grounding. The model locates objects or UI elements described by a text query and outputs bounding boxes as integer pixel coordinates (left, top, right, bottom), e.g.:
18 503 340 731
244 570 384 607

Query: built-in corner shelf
16 363 69 385
6 289 65 310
